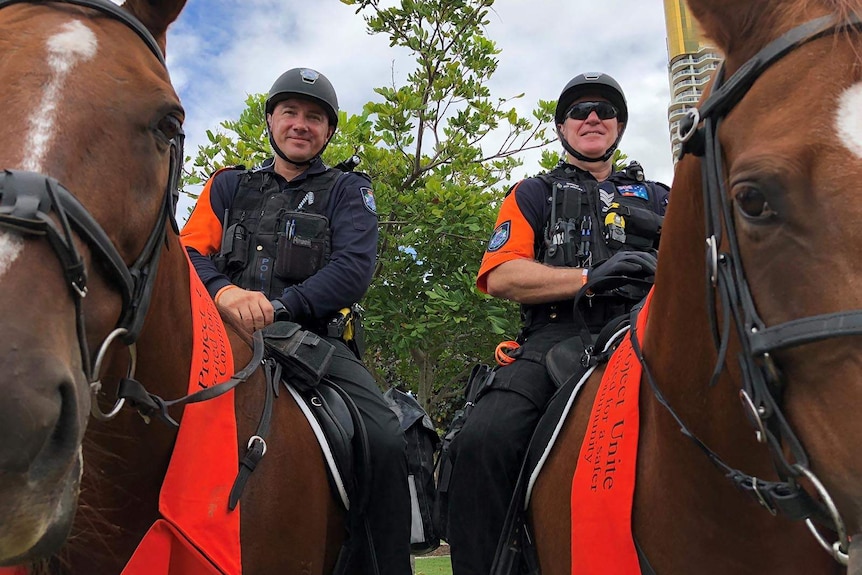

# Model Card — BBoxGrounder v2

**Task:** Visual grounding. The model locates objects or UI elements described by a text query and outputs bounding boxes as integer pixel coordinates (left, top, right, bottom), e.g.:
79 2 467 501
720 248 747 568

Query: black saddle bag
261 321 335 390
383 387 441 555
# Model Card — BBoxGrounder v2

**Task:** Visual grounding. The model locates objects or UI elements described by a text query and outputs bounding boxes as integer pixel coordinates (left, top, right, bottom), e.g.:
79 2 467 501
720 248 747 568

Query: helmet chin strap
557 126 622 164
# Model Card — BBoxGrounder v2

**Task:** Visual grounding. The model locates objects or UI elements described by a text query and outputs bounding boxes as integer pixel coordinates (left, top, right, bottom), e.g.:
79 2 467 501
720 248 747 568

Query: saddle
490 314 632 575
256 320 372 513
217 321 375 575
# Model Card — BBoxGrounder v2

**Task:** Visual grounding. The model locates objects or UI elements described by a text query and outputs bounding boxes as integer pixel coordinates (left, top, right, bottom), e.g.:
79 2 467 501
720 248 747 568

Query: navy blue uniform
182 157 411 575
183 158 377 320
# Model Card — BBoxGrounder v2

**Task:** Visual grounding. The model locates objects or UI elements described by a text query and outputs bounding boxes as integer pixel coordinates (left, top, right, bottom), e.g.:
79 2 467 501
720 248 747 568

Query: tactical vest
535 163 663 268
523 163 664 332
214 167 345 300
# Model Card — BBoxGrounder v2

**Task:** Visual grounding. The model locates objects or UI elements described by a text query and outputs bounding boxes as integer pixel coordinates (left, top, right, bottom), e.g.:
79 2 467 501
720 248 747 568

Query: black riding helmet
554 72 628 163
265 67 339 166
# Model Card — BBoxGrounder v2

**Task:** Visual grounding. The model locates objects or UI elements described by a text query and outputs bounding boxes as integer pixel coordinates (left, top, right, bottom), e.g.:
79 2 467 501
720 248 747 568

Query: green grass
414 555 453 575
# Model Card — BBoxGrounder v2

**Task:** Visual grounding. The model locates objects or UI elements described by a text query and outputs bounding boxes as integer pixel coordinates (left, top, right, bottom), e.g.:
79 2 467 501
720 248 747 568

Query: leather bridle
632 12 862 565
0 0 184 407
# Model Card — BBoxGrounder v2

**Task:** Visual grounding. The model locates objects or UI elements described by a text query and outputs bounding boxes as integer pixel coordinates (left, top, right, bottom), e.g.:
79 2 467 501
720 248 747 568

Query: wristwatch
270 299 291 322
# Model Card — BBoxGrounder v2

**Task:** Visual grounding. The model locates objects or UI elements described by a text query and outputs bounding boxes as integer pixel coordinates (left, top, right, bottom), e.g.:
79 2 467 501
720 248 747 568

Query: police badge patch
618 184 650 201
487 221 511 252
360 187 377 214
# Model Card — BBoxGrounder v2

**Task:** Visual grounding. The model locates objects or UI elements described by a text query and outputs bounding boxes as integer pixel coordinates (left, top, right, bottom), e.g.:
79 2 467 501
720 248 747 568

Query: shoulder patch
360 186 377 214
618 184 650 201
487 221 511 252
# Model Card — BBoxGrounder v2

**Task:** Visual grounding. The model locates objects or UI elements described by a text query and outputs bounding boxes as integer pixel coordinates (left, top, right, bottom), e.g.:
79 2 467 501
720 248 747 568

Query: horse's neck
634 167 834 574
136 238 194 385
68 238 196 572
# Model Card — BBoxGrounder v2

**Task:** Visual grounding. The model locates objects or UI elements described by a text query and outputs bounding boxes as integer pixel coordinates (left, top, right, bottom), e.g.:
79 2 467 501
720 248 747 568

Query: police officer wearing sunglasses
444 73 669 575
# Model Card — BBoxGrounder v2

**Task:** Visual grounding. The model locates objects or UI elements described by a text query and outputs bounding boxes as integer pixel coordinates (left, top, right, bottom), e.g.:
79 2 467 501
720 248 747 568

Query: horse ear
683 0 742 53
122 0 188 54
685 0 822 57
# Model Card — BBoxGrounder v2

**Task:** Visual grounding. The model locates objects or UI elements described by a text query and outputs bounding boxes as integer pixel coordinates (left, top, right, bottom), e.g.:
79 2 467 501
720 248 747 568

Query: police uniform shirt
476 164 668 293
181 158 378 322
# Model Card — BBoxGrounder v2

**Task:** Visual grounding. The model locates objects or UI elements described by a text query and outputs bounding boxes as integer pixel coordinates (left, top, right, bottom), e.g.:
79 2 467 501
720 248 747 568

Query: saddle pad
522 328 628 508
284 383 351 510
570 290 651 575
123 257 239 575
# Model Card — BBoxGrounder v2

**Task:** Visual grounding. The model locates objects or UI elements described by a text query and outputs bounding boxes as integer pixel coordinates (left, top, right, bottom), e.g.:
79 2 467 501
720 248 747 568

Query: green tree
183 0 556 423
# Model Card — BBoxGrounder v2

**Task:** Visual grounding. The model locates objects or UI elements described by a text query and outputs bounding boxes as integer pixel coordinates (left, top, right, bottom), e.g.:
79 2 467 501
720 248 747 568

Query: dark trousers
447 324 577 575
324 338 412 575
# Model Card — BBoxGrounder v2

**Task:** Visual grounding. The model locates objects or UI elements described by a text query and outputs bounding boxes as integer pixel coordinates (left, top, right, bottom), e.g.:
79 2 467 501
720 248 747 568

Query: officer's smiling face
558 94 622 160
267 97 334 163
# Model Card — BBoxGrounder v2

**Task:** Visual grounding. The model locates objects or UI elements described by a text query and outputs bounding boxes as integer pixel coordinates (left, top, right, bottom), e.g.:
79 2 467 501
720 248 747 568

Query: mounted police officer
445 72 669 574
181 67 411 575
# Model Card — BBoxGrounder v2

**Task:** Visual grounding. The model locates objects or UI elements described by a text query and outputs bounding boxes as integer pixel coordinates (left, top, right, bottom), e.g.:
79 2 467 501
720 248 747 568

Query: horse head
0 0 186 564
647 0 862 569
530 2 862 573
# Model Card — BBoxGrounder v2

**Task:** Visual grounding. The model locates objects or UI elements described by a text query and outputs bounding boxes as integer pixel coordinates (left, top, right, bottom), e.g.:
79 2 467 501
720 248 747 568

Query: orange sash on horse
570 291 651 575
122 257 240 575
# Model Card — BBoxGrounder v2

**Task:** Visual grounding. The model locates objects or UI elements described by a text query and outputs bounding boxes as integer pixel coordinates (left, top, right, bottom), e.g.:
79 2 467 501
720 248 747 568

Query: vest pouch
224 223 250 273
543 219 580 267
617 197 663 248
213 222 250 274
261 321 335 390
274 212 330 282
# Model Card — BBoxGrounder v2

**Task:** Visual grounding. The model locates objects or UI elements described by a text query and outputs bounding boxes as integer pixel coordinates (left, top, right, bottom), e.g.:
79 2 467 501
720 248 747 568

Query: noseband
0 0 184 383
634 12 862 565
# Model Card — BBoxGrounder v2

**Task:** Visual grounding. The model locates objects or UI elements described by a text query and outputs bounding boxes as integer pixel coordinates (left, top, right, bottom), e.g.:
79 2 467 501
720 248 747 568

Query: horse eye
156 115 182 141
734 186 776 220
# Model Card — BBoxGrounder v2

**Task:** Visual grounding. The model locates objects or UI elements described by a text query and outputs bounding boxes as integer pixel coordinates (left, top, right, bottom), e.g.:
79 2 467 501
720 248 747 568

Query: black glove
270 299 292 322
586 250 657 293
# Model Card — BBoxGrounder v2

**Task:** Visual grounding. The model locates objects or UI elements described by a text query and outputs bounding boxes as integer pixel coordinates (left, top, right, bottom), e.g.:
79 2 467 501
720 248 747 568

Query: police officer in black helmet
182 68 411 574
444 73 668 574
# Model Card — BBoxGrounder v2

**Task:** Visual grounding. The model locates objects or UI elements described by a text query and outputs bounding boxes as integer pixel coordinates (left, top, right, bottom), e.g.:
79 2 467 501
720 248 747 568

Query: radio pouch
261 321 335 390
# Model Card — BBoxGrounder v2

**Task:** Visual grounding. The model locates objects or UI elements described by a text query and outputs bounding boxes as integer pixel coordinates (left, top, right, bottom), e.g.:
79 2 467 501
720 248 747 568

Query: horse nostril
29 376 85 482
0 359 85 480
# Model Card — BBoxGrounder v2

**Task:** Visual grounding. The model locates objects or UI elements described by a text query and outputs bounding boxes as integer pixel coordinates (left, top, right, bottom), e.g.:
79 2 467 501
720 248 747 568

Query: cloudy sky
163 0 677 217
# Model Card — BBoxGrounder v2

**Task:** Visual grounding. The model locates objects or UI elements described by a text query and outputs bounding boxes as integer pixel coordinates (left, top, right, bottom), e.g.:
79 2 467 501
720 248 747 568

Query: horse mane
690 0 862 57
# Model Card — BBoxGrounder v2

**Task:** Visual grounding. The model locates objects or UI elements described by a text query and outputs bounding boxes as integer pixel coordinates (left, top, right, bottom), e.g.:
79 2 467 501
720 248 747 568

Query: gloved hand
586 250 657 293
270 299 292 322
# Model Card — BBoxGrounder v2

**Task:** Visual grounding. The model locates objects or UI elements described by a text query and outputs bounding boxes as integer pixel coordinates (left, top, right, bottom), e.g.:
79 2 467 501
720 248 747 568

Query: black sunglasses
566 101 618 121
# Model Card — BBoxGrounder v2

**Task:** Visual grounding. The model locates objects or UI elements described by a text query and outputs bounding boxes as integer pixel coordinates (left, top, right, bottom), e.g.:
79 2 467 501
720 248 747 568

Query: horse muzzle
0 329 88 563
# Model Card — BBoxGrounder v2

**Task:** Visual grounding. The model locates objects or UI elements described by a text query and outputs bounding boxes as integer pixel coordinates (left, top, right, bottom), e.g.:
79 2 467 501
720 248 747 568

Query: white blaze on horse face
837 82 862 159
22 20 98 172
0 232 24 280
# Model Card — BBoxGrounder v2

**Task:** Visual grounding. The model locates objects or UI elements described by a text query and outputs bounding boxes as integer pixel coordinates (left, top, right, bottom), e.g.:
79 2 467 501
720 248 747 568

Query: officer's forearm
485 258 585 304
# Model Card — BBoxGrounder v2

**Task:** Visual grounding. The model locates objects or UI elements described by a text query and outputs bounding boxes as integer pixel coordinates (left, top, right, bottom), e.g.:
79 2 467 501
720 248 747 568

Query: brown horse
530 1 862 574
0 0 343 573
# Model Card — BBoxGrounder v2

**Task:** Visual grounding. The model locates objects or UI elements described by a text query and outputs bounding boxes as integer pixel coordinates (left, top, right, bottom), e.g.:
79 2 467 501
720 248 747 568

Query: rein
0 0 183 384
648 11 862 565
